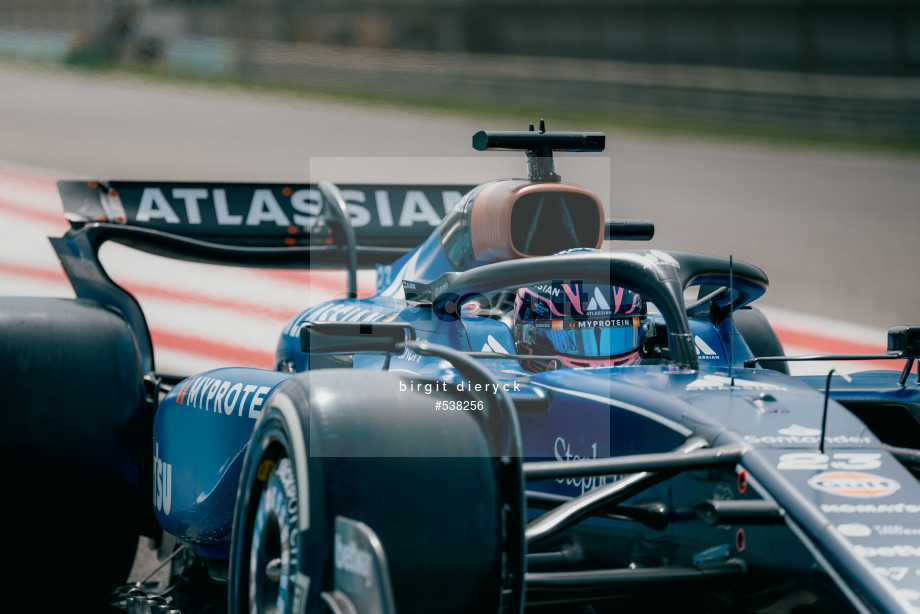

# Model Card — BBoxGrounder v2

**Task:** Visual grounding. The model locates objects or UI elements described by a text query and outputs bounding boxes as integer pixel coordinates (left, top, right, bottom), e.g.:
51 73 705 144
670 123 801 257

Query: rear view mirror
888 325 920 358
301 322 416 355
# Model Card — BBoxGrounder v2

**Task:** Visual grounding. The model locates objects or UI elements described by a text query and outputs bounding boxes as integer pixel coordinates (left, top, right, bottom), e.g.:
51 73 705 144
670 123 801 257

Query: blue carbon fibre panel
153 368 292 552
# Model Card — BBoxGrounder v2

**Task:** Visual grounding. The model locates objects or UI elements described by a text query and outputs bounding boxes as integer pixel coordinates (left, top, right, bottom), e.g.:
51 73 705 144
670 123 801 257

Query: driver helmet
513 254 646 371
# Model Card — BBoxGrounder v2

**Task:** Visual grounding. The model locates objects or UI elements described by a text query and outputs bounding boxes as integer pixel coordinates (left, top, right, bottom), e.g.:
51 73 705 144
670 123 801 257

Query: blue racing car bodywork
3 124 920 614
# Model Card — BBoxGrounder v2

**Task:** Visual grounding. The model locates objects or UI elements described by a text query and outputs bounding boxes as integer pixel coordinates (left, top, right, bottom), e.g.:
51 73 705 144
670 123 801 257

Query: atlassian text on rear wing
57 180 475 249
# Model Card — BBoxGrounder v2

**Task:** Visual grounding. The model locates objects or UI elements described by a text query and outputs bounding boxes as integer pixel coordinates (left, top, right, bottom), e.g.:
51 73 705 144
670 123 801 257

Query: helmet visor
531 316 643 358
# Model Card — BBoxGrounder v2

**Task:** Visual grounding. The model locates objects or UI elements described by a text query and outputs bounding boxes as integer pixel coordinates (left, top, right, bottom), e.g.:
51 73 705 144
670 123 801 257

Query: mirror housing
888 325 920 358
301 322 416 355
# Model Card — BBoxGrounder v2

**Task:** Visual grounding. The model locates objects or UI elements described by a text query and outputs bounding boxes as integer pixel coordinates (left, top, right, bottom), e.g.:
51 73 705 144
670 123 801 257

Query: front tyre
229 384 328 614
231 371 512 614
250 458 299 614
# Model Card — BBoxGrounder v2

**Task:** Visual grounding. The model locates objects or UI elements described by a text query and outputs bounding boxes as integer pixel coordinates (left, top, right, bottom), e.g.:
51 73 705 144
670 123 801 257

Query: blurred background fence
1 0 919 143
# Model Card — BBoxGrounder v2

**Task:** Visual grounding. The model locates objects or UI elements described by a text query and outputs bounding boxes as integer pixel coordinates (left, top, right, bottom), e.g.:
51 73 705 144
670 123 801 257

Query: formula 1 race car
3 123 920 614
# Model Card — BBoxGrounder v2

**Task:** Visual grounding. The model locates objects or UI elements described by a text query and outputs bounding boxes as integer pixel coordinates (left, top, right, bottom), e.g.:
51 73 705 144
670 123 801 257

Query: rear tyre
0 298 146 601
734 306 789 374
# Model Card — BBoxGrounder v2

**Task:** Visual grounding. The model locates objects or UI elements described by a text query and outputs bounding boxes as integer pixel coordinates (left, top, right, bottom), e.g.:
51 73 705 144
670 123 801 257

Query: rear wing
58 180 474 250
52 180 474 373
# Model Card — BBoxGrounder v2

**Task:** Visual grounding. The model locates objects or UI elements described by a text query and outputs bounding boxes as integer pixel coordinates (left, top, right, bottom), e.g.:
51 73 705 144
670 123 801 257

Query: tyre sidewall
0 298 144 601
735 306 789 374
230 388 329 614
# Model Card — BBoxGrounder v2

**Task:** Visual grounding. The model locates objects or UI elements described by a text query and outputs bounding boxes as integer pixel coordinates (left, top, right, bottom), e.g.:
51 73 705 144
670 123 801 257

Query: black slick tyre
0 297 146 602
734 306 789 374
230 370 508 614
229 375 329 614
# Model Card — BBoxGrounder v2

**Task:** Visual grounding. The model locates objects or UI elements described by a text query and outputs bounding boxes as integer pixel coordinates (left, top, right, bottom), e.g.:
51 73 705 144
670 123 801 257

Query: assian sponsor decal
153 442 172 516
585 286 641 317
695 336 719 359
173 376 271 419
808 471 901 498
480 335 510 354
586 287 610 312
133 187 463 229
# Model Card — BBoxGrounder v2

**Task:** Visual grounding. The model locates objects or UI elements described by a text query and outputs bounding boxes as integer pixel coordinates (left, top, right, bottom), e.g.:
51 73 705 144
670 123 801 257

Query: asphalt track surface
0 63 916 590
1 64 917 326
